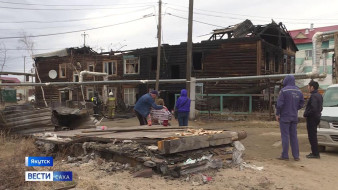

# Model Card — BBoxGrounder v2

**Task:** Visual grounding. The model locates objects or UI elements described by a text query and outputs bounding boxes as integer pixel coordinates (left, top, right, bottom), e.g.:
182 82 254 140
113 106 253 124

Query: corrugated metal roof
289 25 338 44
0 77 21 83
32 48 68 58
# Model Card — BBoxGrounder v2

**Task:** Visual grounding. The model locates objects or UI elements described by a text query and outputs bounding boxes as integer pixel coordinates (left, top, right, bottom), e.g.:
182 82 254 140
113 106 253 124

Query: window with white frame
73 72 79 82
305 50 312 58
87 87 94 100
88 64 94 72
59 63 67 78
103 61 117 75
124 57 139 74
124 88 137 106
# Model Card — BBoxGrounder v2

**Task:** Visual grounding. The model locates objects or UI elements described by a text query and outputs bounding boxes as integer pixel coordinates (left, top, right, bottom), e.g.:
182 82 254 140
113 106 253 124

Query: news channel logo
25 171 73 181
25 157 72 181
25 157 53 167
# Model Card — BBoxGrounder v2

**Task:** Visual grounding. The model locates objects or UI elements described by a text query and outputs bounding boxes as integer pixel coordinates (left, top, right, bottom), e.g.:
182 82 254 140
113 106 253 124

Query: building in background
289 24 338 89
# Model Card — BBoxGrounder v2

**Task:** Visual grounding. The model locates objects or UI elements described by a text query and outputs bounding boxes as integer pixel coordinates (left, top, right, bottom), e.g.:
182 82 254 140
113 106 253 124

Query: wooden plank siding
34 22 298 112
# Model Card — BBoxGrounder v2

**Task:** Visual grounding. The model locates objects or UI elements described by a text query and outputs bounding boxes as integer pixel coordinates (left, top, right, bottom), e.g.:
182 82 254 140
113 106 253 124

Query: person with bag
175 89 191 126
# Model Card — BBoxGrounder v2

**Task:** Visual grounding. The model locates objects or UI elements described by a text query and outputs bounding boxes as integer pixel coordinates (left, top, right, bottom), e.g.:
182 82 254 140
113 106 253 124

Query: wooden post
155 0 162 91
334 33 338 84
186 0 193 97
257 41 262 75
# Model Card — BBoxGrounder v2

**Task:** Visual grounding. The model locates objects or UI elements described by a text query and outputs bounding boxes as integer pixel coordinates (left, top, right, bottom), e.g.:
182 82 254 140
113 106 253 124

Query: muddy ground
1 117 338 190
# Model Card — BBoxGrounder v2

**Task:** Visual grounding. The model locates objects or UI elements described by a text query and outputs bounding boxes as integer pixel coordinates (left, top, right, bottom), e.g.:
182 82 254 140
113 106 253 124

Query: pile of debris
35 126 247 178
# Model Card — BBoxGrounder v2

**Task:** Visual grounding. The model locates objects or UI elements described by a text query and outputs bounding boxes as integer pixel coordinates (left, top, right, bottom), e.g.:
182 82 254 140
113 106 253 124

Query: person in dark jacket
303 80 323 159
91 92 102 116
175 89 191 126
276 75 304 161
134 90 163 126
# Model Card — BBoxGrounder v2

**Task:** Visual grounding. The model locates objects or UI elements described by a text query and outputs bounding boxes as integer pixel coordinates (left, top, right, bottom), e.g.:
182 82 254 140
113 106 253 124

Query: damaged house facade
33 20 297 113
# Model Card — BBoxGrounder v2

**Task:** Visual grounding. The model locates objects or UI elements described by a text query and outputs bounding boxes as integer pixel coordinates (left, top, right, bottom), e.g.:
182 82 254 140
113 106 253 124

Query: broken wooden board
158 131 235 154
82 126 187 133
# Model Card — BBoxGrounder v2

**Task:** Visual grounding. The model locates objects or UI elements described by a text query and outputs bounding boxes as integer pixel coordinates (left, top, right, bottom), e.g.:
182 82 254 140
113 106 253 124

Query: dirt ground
1 117 338 190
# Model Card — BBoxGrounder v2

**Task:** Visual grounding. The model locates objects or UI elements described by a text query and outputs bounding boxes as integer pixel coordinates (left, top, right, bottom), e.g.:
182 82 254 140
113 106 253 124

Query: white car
28 95 35 103
317 84 338 151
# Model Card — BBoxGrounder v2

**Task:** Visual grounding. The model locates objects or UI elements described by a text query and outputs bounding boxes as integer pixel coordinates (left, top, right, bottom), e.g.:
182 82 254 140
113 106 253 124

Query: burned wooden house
117 20 298 112
33 19 297 113
33 47 120 108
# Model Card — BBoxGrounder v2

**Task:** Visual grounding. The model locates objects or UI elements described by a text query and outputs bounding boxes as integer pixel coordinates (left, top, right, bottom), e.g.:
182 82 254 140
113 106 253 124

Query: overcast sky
1 0 338 81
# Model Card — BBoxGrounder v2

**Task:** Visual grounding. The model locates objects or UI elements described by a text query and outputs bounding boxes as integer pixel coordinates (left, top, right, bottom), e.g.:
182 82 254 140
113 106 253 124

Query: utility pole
186 0 193 97
155 0 162 91
335 33 338 84
81 32 88 47
23 56 26 74
23 56 26 101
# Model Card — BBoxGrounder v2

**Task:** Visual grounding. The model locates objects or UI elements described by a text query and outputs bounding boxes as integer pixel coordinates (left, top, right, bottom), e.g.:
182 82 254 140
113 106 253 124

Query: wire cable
0 7 153 24
0 4 152 11
166 3 338 22
167 13 225 28
0 14 155 39
0 0 157 7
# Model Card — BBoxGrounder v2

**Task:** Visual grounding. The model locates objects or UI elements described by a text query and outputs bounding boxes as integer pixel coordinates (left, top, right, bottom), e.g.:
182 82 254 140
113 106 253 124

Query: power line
0 4 152 11
167 7 338 25
0 7 153 24
167 13 225 28
0 14 155 40
166 3 338 22
0 0 157 7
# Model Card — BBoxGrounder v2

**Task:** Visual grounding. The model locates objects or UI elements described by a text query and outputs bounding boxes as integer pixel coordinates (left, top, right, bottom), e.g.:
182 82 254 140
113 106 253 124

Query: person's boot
306 153 320 159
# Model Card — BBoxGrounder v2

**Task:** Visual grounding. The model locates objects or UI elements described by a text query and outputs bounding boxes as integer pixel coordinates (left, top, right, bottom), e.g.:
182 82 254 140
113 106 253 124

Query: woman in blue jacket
175 89 191 126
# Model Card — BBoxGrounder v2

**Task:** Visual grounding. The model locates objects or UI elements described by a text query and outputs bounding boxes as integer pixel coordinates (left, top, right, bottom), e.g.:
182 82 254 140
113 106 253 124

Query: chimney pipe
310 23 314 31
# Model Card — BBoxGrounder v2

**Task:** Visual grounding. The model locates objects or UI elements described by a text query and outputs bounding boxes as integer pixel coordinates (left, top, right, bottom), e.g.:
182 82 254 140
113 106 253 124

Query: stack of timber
36 125 247 177
0 104 53 134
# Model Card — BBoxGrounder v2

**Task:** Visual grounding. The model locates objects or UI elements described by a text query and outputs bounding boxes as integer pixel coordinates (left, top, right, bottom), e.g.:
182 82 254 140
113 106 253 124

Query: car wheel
30 99 35 103
318 145 326 152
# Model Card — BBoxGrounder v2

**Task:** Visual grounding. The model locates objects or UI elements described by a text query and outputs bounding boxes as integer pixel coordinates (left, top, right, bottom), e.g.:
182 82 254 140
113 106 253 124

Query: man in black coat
303 80 323 159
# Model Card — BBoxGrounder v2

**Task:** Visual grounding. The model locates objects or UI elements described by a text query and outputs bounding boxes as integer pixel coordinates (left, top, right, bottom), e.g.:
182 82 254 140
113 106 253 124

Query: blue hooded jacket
134 93 163 117
176 89 191 113
276 75 304 122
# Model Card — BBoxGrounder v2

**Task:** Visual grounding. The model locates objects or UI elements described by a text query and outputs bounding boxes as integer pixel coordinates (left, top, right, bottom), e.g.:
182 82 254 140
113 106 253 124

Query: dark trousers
135 110 147 126
280 121 299 159
178 112 189 126
306 117 320 156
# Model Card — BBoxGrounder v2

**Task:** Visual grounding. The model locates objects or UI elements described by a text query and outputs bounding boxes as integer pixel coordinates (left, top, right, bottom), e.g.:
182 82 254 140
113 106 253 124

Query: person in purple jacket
175 89 191 126
276 75 304 161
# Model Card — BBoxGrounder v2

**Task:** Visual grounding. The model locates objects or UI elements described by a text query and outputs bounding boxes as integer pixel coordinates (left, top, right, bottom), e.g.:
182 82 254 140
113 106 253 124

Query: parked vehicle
28 95 35 103
317 84 338 151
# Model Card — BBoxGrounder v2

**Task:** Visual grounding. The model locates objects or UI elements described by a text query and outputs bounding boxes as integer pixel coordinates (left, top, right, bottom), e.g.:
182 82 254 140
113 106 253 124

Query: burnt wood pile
35 126 247 178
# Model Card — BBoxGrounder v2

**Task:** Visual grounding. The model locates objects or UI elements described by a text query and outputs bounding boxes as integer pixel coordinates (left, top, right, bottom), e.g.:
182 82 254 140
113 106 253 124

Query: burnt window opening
59 63 67 78
274 56 280 73
151 56 157 71
283 55 288 74
88 64 94 72
265 52 270 71
281 34 287 49
171 65 180 79
261 28 279 47
193 52 202 70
